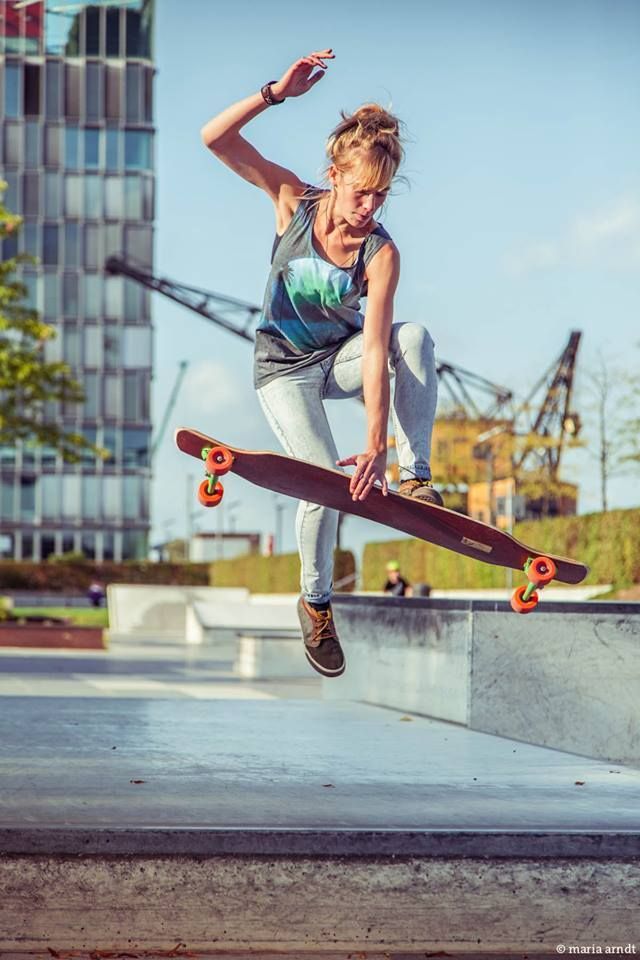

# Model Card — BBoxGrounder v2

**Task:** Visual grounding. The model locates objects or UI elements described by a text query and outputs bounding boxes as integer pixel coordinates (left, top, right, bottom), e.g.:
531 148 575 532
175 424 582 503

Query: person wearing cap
383 560 412 597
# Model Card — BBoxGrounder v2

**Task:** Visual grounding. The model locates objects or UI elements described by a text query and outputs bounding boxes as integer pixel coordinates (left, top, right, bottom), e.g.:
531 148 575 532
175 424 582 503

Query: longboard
175 427 589 613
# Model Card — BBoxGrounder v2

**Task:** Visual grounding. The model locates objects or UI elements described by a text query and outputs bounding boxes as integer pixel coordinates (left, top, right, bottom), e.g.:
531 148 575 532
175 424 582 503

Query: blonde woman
201 49 441 678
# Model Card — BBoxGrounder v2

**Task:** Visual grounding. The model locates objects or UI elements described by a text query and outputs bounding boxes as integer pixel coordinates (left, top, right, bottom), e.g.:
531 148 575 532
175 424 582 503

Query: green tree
0 184 97 461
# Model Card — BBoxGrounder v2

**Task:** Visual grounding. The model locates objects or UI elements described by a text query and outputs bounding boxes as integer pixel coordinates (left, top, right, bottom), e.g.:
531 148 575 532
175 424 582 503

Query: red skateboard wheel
527 556 557 587
197 478 224 507
510 584 539 614
204 445 234 476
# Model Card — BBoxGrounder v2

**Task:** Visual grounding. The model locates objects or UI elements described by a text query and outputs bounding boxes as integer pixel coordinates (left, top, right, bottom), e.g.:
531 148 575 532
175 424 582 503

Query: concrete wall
327 596 640 766
106 585 249 643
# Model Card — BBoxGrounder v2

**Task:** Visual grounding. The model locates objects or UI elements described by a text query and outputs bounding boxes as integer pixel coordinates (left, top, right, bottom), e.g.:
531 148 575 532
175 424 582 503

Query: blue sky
151 0 640 555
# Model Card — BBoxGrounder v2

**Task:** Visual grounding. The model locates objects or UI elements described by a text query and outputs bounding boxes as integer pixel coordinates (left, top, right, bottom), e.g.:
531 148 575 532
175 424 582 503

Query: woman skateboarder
201 49 441 678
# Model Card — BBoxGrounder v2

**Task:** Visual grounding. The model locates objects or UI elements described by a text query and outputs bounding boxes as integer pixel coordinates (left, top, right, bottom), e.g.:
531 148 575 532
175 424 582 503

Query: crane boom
106 254 514 420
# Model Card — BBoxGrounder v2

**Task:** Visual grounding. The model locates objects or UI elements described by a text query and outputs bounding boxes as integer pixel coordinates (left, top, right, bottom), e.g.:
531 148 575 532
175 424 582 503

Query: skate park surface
1 588 639 957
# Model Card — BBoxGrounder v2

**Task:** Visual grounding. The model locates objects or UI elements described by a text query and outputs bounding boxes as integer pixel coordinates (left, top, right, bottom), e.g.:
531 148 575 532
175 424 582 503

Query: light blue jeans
256 322 438 605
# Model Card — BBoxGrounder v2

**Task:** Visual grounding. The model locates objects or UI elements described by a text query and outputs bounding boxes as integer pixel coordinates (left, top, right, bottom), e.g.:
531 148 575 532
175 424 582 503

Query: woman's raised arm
200 50 334 203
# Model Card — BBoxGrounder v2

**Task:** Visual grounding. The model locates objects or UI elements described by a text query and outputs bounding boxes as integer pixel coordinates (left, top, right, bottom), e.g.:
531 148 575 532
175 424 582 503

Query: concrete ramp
1 696 639 956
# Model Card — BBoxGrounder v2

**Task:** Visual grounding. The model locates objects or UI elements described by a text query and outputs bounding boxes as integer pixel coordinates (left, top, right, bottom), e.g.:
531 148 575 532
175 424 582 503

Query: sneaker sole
304 647 346 678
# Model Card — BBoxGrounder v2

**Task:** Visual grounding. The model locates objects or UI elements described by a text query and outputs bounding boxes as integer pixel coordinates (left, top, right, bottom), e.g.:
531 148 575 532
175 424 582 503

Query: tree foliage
0 183 97 461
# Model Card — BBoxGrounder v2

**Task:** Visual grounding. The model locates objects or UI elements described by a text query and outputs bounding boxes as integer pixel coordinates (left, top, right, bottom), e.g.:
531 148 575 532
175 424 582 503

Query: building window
85 6 101 57
123 428 150 467
86 62 102 121
23 174 40 216
63 274 79 319
44 124 61 166
124 130 152 170
82 475 99 520
123 326 152 369
62 532 76 555
1 477 15 519
83 372 99 419
44 271 60 320
84 274 101 321
106 8 120 58
81 533 96 560
42 474 61 520
104 322 120 369
4 122 23 165
85 128 100 169
105 176 123 219
24 122 40 169
41 533 55 560
21 533 34 560
63 324 80 365
43 224 59 266
44 172 61 218
84 175 102 219
64 222 80 267
84 323 101 367
122 529 145 561
64 63 82 119
4 63 20 118
84 223 100 269
104 374 121 419
65 126 80 169
124 224 152 267
105 127 120 170
125 64 141 122
65 175 82 217
24 63 41 117
20 476 36 521
45 61 62 119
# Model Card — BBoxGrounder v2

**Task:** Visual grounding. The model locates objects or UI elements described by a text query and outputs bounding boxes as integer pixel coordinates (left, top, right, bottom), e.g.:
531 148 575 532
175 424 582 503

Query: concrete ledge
327 596 640 766
1 853 638 955
106 585 249 644
235 631 308 679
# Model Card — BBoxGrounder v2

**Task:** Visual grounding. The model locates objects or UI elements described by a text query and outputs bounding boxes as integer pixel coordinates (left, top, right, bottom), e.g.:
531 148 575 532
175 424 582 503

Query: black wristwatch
261 81 285 106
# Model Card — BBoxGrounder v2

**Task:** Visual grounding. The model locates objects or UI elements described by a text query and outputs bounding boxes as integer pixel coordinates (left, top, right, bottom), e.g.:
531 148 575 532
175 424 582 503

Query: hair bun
352 104 400 138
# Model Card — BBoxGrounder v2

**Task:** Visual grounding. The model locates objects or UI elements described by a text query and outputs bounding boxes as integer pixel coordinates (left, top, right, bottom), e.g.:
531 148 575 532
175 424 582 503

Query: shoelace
311 610 336 644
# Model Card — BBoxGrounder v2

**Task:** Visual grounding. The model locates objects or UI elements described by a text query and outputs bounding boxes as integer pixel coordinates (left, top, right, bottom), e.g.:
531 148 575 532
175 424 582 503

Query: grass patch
12 607 109 627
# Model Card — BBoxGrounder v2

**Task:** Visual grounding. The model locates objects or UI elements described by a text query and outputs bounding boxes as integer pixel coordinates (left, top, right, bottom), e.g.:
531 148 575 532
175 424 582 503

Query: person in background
87 581 105 608
383 560 412 597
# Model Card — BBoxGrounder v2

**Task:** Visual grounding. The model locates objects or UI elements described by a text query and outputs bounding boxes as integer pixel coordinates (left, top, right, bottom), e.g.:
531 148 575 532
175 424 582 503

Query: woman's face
331 167 389 230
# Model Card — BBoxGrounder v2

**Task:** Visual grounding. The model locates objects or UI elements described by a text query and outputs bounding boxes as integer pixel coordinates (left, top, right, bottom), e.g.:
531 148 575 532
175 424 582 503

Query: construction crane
106 254 514 420
512 330 582 482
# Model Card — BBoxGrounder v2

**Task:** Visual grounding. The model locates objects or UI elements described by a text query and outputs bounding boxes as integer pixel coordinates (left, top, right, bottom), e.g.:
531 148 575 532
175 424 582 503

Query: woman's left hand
337 450 389 501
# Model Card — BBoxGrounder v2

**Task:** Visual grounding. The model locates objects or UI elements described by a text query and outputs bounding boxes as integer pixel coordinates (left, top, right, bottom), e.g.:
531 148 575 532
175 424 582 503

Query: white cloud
504 195 640 276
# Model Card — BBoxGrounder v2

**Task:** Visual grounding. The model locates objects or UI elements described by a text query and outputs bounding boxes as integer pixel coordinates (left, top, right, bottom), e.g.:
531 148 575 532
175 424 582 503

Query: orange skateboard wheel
204 445 234 476
527 556 556 587
510 585 539 614
197 478 224 507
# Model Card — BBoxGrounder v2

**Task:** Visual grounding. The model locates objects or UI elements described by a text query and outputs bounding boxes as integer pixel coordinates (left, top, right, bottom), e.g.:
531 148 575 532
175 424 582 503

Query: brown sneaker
297 597 346 678
398 477 444 507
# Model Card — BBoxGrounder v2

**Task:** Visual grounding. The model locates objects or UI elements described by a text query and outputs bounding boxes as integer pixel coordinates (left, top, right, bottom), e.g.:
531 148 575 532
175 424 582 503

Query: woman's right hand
272 49 334 100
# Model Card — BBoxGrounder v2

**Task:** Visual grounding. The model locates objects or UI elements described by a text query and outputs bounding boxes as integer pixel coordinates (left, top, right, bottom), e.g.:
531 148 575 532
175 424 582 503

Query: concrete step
1 697 639 956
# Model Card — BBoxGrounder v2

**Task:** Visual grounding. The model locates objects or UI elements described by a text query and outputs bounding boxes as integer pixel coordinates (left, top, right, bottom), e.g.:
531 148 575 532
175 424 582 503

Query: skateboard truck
197 445 235 507
510 556 557 613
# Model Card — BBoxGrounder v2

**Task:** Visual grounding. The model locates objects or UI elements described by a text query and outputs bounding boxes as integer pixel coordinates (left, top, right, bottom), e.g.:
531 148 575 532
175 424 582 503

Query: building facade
0 0 155 561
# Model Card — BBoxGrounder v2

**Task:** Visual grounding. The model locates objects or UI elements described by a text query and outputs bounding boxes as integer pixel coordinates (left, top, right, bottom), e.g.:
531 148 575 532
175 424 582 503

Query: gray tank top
254 192 393 389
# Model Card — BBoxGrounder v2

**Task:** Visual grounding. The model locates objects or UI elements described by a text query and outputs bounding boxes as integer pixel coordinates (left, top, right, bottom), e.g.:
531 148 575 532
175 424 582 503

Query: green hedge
362 508 640 590
0 560 210 592
210 549 356 594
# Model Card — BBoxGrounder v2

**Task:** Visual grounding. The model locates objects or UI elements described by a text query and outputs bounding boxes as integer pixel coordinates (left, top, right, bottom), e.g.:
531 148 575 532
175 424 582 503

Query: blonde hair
325 103 406 192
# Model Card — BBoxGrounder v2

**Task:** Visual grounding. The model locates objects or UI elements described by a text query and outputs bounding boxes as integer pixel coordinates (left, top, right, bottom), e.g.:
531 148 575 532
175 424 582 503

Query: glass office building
0 0 155 561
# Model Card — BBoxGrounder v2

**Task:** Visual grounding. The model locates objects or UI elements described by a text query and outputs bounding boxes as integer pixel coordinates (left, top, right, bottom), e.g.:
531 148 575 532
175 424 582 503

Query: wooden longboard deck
176 427 588 585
